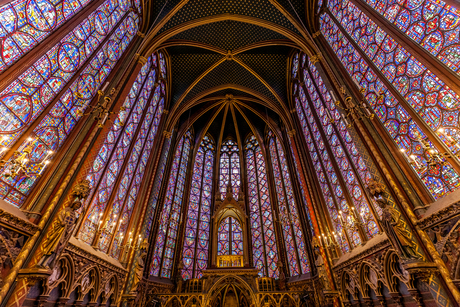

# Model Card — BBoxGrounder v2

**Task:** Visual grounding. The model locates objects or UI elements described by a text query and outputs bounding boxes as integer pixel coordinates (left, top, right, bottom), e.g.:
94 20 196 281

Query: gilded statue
376 199 418 259
36 180 91 269
312 237 329 290
367 178 419 259
131 238 148 293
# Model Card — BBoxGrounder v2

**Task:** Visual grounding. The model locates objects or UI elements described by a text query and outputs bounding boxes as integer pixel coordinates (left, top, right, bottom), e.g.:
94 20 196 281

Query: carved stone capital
363 297 374 307
376 295 387 307
138 56 148 65
309 53 323 64
312 31 322 38
163 131 172 138
71 179 91 200
366 178 386 198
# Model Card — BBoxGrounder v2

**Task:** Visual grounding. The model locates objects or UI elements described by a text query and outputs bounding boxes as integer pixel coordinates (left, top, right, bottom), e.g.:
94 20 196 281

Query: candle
325 107 333 121
341 114 350 127
39 161 50 175
44 150 53 160
409 155 421 168
353 78 360 88
101 112 109 126
101 82 109 92
362 103 372 117
24 137 33 147
330 90 337 101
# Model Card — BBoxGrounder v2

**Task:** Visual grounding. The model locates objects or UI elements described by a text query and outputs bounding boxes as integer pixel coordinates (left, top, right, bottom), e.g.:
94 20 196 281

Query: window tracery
0 0 96 72
361 0 460 74
268 131 310 276
182 135 214 280
75 52 166 262
293 51 383 250
219 138 240 199
217 216 243 256
150 130 192 278
78 54 158 246
80 55 164 258
245 134 279 278
0 0 139 206
320 1 460 199
306 58 379 239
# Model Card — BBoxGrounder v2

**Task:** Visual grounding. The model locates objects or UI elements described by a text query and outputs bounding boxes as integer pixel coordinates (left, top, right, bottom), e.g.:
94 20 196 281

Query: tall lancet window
78 54 166 257
320 0 460 199
0 0 139 206
295 55 380 246
182 135 214 280
150 130 192 278
245 135 279 278
219 138 240 198
268 131 310 276
217 216 243 255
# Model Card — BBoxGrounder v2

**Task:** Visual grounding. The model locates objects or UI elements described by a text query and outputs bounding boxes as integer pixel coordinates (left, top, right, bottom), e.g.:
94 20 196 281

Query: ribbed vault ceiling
146 0 316 142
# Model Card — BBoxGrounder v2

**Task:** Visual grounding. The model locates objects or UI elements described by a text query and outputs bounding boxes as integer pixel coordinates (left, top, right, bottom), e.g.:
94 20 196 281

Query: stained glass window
0 0 139 206
302 58 379 239
78 55 157 245
217 216 243 256
219 138 240 199
317 0 323 12
360 0 460 75
108 97 164 258
288 138 315 237
150 130 192 278
320 10 460 199
268 131 310 276
145 137 171 244
295 95 351 252
245 134 279 278
0 0 98 72
182 135 214 280
327 0 460 160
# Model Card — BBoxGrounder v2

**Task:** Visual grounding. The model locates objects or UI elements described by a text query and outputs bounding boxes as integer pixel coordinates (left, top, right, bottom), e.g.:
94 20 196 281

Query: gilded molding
66 241 127 275
312 31 322 38
309 53 323 64
0 209 39 235
138 55 148 65
417 201 460 229
333 238 390 272
163 131 172 138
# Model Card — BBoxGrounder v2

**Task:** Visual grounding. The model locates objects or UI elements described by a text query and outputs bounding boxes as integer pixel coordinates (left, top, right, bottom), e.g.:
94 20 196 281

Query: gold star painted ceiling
139 0 320 141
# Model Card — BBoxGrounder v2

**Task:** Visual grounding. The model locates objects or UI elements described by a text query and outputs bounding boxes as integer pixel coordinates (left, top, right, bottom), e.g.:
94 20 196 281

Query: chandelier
0 137 53 179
